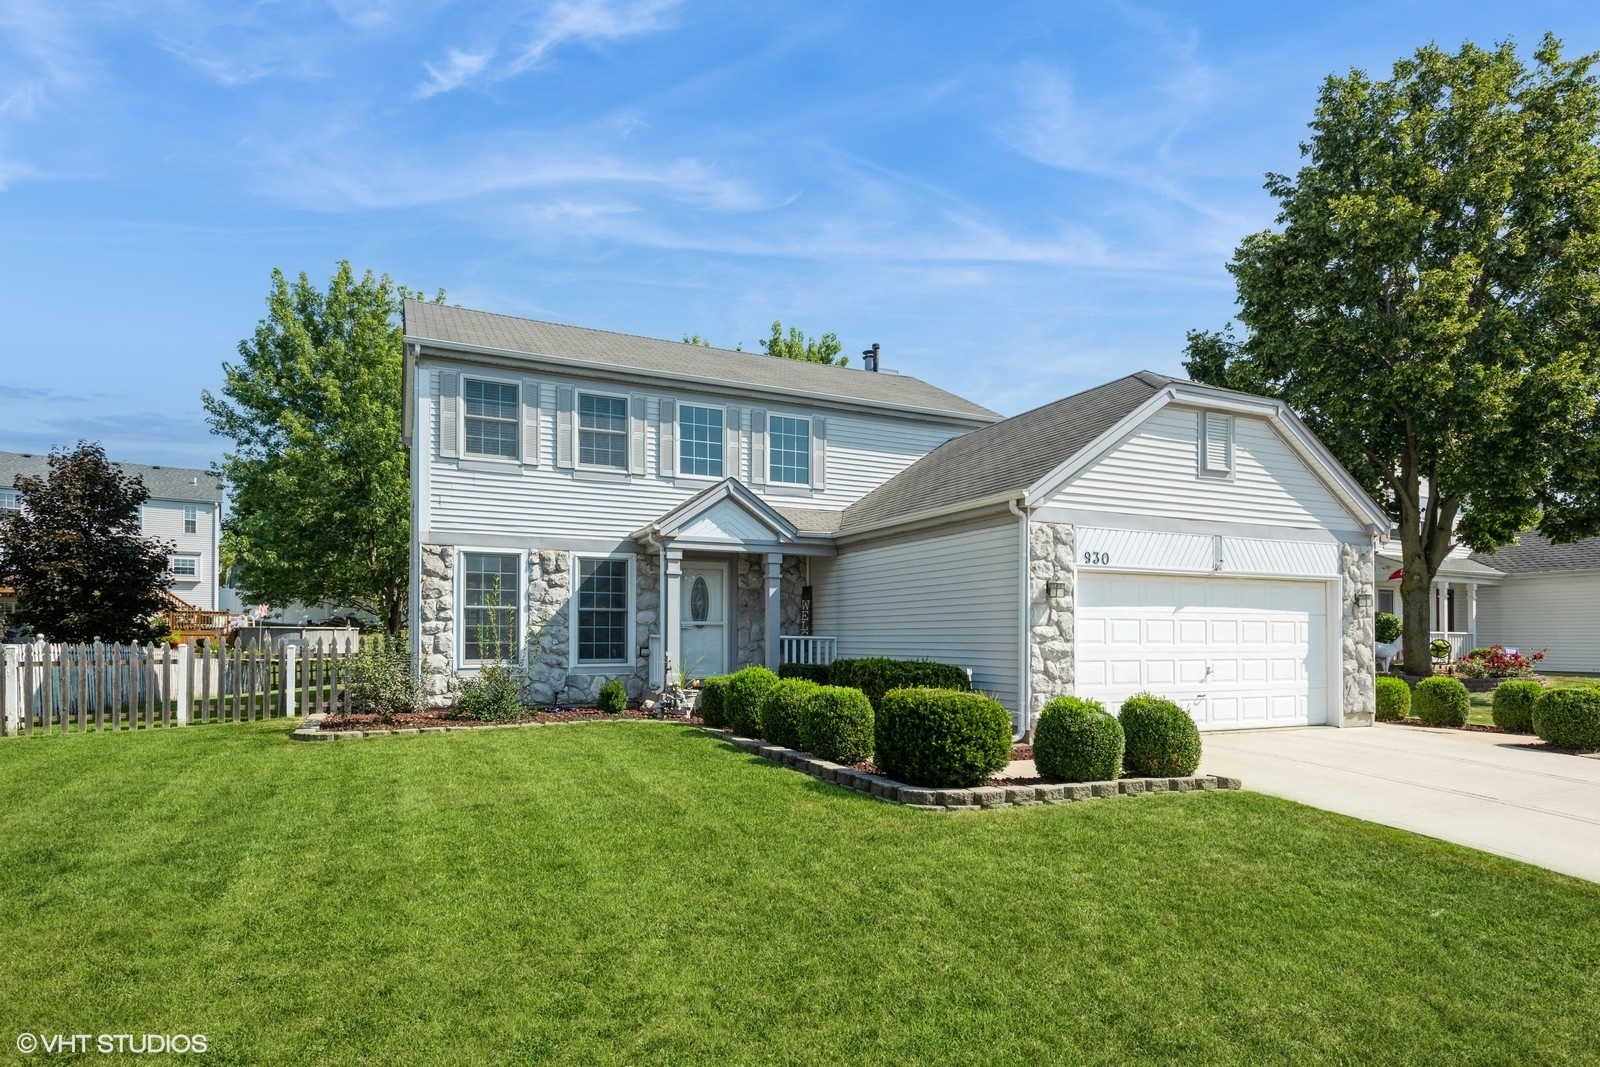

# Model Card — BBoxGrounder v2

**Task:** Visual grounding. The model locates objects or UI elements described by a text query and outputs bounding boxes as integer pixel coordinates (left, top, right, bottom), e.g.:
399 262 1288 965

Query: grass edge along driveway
2 721 1598 1065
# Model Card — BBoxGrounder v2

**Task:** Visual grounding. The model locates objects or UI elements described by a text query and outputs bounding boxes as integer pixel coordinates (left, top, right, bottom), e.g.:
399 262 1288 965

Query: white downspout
1008 497 1031 742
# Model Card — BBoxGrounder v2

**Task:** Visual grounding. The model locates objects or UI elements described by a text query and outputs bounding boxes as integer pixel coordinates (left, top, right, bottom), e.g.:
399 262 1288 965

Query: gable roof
404 300 998 423
640 478 799 543
840 372 1176 532
0 451 221 505
1470 529 1600 574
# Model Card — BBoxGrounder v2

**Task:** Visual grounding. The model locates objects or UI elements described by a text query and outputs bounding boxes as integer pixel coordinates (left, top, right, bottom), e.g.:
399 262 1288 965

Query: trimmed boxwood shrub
1413 676 1469 728
726 666 779 737
597 679 626 714
797 686 874 764
1033 696 1122 783
874 688 1012 788
1375 676 1411 722
778 662 831 685
1119 693 1201 777
1492 679 1543 734
759 678 819 750
1533 686 1600 752
1374 611 1402 645
698 675 731 728
828 657 970 710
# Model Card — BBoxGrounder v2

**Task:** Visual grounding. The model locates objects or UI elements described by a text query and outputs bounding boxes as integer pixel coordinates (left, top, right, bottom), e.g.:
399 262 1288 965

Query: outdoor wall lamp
1045 580 1068 599
1353 591 1373 610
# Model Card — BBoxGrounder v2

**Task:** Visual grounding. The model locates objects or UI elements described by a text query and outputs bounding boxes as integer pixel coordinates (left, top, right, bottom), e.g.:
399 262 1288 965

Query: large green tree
759 321 846 365
0 442 173 642
1185 35 1600 673
204 263 441 636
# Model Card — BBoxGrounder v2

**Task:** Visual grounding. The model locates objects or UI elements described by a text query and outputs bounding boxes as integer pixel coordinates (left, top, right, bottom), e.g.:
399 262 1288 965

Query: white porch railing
1430 631 1476 661
779 636 837 666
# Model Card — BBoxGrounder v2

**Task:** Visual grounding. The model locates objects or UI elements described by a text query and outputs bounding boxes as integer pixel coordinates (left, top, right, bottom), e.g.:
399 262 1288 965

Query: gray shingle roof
404 300 998 422
0 451 221 504
773 507 842 534
839 371 1176 533
1470 529 1600 574
1376 550 1504 581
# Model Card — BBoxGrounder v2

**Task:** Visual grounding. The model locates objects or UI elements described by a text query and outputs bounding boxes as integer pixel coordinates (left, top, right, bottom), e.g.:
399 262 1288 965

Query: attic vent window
1200 412 1234 478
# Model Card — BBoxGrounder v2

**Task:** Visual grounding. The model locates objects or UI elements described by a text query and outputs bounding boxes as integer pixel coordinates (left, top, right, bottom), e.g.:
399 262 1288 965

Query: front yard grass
3 722 1599 1064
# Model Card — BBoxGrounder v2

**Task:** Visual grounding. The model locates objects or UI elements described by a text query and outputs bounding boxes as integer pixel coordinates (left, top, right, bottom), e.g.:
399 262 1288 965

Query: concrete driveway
1198 724 1600 883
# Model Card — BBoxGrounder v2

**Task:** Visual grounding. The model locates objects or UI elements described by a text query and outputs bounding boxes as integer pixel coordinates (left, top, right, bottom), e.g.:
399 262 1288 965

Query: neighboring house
1470 530 1600 673
1373 545 1504 662
0 451 223 612
403 302 1389 732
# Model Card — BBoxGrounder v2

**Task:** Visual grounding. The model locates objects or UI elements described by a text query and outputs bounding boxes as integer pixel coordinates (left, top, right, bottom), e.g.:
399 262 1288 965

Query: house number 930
1082 551 1110 565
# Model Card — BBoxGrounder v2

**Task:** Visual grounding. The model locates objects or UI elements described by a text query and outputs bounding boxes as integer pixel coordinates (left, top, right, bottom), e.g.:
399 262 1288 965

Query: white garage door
1075 573 1329 730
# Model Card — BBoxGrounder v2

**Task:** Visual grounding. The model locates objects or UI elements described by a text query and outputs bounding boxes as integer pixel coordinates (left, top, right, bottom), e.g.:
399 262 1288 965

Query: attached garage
1076 572 1331 730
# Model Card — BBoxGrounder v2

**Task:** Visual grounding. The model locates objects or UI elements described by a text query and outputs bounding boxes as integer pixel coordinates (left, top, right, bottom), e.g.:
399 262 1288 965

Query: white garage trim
1075 570 1338 731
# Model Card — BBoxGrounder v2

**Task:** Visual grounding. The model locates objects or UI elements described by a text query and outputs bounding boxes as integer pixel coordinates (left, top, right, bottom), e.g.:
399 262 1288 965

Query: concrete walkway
1198 724 1600 883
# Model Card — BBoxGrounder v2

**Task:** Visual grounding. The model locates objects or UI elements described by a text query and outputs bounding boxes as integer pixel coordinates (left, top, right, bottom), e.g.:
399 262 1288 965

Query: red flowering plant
1455 644 1545 679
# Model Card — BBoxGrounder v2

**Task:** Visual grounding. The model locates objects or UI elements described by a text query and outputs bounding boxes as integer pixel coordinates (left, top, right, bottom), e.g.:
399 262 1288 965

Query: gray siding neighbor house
404 302 1390 733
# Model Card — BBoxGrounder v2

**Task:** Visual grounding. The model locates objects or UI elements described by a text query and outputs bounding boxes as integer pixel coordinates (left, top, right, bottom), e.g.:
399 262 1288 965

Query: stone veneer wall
1028 520 1075 717
1340 541 1377 726
734 554 765 669
418 543 456 707
780 555 806 636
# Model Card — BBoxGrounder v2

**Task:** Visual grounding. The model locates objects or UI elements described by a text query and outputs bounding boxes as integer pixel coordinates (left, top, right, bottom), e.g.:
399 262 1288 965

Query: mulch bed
319 707 703 731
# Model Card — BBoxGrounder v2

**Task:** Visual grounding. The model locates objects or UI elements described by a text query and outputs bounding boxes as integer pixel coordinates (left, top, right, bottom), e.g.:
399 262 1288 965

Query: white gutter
1008 497 1031 742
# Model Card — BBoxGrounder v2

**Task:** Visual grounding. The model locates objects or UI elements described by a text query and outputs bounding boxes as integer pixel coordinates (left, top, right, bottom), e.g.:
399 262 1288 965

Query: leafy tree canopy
0 441 173 642
203 262 441 636
759 321 847 366
1185 34 1600 671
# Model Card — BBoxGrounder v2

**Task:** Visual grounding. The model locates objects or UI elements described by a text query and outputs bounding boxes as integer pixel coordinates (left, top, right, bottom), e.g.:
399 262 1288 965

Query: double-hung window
768 415 811 484
171 555 198 577
464 379 519 459
578 393 629 470
678 404 724 477
462 552 520 663
576 558 629 663
183 505 197 534
0 489 19 514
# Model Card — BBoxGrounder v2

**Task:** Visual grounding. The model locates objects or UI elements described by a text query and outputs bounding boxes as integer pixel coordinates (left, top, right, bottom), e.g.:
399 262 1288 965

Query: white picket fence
0 638 362 736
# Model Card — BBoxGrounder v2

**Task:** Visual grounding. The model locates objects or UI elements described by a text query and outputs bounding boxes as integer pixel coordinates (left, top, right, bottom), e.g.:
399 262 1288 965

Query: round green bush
698 675 731 728
874 688 1012 788
1413 676 1469 727
827 658 970 710
1491 679 1543 734
1033 696 1123 783
1533 686 1600 752
1119 693 1202 777
1375 676 1412 722
597 678 627 714
726 666 779 737
759 678 819 750
777 662 831 685
797 685 874 764
1374 612 1402 645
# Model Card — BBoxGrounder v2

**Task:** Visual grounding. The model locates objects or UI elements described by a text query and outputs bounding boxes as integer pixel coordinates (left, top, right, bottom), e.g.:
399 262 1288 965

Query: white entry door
1075 573 1329 730
680 563 728 680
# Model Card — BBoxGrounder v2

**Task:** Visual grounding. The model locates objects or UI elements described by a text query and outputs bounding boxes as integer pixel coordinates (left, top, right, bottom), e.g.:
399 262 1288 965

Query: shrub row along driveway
1200 724 1600 882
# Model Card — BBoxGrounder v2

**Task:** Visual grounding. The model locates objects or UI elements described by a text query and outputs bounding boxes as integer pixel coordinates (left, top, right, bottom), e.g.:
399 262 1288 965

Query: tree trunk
1399 533 1434 679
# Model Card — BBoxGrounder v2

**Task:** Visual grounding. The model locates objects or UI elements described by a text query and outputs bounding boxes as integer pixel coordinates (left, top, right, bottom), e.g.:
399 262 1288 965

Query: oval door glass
690 576 710 623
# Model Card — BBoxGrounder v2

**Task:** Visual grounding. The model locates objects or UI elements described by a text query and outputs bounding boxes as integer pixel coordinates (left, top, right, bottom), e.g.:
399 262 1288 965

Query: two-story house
405 302 1390 734
0 451 223 613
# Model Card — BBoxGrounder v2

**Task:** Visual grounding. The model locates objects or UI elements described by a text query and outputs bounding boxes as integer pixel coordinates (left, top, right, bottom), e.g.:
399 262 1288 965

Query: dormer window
1200 412 1234 478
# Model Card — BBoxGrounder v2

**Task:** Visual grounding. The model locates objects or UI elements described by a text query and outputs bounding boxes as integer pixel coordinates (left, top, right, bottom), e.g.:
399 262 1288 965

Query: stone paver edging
709 729 1242 811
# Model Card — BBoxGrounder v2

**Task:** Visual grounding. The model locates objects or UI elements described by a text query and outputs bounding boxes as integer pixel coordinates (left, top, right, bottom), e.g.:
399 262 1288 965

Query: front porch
1375 551 1503 664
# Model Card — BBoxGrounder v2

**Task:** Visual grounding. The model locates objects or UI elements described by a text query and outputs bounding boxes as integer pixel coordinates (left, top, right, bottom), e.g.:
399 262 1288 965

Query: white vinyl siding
140 499 218 610
811 518 1021 710
578 392 630 470
1049 408 1356 532
1477 573 1600 673
464 378 519 459
424 364 968 541
678 404 724 477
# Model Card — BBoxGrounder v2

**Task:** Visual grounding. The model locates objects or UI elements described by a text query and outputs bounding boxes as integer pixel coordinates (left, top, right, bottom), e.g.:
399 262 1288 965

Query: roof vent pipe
862 343 880 372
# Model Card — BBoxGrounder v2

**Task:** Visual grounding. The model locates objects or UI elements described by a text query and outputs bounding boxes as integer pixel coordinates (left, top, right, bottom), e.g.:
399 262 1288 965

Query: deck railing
779 635 837 666
1429 631 1476 661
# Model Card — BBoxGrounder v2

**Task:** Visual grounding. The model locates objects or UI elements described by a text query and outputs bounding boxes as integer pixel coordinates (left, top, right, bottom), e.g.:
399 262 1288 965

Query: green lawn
1466 673 1599 726
3 723 1599 1065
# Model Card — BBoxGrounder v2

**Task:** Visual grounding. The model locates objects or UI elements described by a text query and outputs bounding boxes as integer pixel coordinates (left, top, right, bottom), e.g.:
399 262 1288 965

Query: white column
764 552 783 672
281 642 298 718
173 642 192 726
1 644 20 736
663 549 683 686
1467 584 1478 648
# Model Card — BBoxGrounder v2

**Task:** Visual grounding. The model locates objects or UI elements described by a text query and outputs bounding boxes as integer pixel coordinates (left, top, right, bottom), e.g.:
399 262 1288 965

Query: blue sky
2 1 1598 467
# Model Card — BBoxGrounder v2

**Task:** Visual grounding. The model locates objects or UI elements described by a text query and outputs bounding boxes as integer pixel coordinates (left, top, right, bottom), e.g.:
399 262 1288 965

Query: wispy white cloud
416 48 495 99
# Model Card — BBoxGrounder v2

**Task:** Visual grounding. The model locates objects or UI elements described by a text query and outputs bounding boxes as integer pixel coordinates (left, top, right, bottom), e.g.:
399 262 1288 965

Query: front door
680 562 728 680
